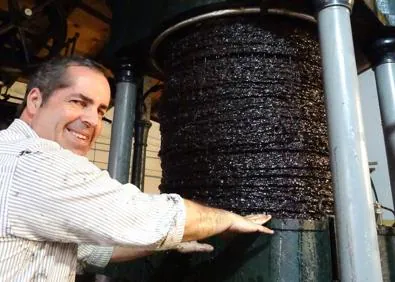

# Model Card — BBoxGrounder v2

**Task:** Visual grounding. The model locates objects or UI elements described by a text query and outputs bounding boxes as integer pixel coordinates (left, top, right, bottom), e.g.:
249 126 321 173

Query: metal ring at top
149 7 316 74
314 0 354 12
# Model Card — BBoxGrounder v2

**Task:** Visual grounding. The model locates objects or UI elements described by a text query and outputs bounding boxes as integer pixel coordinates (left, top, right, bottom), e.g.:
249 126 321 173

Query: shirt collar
8 119 39 139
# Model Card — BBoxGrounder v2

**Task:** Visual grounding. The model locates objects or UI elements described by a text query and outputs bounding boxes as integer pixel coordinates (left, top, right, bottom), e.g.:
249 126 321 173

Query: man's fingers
258 225 274 234
245 214 272 225
176 241 214 253
245 214 274 234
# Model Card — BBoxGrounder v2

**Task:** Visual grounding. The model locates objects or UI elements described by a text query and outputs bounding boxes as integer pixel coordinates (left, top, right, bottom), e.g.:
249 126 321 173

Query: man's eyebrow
74 93 108 111
74 93 94 104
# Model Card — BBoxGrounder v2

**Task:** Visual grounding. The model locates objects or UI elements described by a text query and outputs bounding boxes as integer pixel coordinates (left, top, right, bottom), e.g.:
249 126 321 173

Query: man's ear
25 88 43 115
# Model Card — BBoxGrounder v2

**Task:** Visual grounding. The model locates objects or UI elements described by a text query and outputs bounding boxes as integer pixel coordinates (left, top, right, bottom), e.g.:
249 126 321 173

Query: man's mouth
66 128 90 141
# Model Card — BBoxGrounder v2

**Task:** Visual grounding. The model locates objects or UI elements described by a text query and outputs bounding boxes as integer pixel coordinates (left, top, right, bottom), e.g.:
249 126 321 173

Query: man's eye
71 100 85 107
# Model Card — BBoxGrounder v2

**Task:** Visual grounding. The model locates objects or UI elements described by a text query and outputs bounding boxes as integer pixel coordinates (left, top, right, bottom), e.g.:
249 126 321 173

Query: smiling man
20 60 110 156
0 57 273 281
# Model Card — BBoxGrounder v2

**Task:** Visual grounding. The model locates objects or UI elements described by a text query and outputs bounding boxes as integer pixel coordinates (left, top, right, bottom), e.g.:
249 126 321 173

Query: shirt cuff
77 245 114 269
158 196 186 250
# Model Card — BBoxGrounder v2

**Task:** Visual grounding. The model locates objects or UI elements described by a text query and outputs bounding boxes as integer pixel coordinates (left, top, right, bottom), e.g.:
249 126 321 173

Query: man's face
29 66 110 156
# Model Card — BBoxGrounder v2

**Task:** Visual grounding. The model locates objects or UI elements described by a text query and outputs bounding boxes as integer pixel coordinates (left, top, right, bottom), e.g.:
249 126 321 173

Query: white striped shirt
0 119 186 281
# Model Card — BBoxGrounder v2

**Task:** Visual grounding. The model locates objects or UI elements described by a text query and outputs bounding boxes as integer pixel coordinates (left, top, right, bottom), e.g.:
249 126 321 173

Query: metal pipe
131 89 154 190
374 61 395 207
99 62 140 282
316 1 383 281
108 62 139 184
131 120 152 190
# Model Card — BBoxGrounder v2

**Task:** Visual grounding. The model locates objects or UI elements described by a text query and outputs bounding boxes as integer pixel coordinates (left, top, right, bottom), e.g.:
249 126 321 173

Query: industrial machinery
92 0 395 281
0 0 389 281
0 0 74 86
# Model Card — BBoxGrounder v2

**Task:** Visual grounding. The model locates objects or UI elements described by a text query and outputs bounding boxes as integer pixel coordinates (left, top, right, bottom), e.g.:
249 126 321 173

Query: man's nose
81 108 99 127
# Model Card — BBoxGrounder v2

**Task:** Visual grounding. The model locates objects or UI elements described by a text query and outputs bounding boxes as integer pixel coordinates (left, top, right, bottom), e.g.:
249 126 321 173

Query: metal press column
108 61 139 184
315 0 383 281
371 37 395 208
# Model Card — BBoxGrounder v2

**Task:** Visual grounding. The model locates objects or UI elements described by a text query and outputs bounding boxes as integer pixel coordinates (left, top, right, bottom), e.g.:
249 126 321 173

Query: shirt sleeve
6 146 186 250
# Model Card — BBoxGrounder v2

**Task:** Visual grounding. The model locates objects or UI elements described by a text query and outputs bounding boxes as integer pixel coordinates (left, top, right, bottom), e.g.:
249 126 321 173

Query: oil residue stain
158 16 334 220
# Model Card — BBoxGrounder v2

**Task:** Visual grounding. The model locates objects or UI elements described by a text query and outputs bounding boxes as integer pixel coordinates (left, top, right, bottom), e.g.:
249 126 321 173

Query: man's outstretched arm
110 241 214 262
182 199 273 242
79 199 272 267
110 200 272 262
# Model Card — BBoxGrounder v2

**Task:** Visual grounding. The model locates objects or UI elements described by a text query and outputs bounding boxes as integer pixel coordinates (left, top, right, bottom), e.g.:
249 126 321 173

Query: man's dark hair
18 56 105 116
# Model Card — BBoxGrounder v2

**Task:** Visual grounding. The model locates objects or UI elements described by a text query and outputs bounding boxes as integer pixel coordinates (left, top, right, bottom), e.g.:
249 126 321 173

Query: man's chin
63 144 89 156
73 149 88 156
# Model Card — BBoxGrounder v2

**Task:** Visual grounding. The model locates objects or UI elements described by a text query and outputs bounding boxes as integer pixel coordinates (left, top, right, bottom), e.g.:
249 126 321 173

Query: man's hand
175 215 272 253
226 214 273 234
110 209 273 263
183 199 274 242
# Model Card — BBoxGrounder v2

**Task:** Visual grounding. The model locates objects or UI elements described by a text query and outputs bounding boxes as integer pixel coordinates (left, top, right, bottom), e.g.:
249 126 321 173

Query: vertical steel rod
108 62 138 184
316 1 383 281
101 62 140 282
374 62 395 207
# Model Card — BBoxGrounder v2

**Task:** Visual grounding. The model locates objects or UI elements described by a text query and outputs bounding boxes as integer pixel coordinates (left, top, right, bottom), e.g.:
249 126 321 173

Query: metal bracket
369 36 395 66
116 60 138 83
314 0 354 12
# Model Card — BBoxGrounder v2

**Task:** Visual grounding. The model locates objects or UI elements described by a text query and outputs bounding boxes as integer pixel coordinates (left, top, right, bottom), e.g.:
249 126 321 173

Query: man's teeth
70 131 87 140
